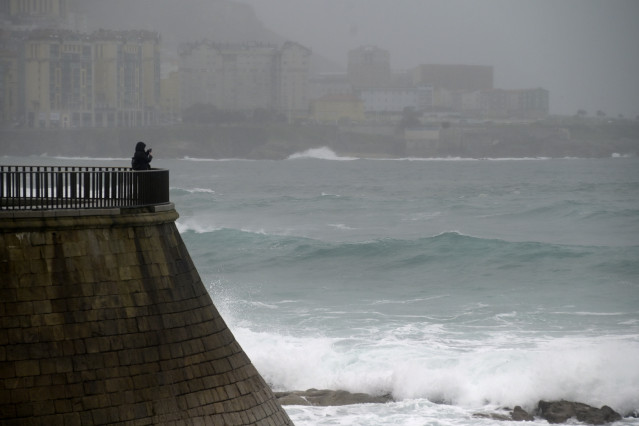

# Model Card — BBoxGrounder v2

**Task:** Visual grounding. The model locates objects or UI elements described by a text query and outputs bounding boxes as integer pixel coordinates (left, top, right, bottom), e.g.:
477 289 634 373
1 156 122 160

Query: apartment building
23 30 94 128
359 86 433 114
309 73 352 101
462 88 549 119
310 93 365 123
19 29 160 128
0 0 85 32
92 29 161 127
278 41 312 121
347 45 391 89
0 36 20 126
1 0 71 25
412 64 493 92
179 41 310 119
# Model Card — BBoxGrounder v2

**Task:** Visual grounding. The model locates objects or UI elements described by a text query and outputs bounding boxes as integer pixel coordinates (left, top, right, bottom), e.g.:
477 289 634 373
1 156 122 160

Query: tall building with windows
360 86 433 114
0 0 81 30
93 30 161 127
179 41 310 118
24 30 93 128
278 41 311 121
461 87 549 118
347 45 391 89
20 29 160 128
0 32 20 126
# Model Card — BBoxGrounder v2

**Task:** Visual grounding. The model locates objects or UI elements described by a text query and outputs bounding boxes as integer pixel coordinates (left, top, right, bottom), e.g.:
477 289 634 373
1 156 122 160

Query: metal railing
0 166 170 210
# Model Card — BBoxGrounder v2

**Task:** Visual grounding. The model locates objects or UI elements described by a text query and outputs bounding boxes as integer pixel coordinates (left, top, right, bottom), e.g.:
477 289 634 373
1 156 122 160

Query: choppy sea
5 149 639 425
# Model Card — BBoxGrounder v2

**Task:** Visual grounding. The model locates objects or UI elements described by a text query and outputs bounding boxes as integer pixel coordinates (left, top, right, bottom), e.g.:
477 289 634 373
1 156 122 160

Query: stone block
54 399 72 414
15 359 40 376
62 241 86 258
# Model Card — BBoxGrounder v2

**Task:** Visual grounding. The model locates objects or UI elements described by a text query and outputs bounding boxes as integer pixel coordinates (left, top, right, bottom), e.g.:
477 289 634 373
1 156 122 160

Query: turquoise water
6 151 639 424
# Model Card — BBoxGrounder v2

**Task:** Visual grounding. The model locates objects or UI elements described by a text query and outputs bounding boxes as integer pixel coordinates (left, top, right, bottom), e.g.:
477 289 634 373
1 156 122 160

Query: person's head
135 141 146 152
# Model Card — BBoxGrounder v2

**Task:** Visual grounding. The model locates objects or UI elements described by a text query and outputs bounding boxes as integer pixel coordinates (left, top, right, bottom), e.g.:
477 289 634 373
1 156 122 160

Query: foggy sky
240 0 639 118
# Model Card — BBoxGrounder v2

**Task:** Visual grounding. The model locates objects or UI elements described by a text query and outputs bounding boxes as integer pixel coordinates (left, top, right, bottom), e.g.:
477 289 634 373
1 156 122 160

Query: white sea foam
176 217 221 234
228 324 639 416
287 147 358 161
328 223 355 230
171 186 216 194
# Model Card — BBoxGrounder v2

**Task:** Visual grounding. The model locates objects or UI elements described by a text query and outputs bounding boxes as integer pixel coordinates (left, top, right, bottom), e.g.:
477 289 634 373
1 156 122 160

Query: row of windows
12 0 62 15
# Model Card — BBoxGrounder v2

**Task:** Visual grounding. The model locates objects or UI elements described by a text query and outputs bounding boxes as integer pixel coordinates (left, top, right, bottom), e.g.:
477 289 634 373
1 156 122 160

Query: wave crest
287 147 358 161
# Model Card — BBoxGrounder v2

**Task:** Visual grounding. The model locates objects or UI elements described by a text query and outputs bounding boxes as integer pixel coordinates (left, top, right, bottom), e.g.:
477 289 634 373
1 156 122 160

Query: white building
179 41 311 118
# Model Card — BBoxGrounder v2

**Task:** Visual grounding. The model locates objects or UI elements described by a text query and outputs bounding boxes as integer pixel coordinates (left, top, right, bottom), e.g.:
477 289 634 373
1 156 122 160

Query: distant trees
576 109 587 117
596 110 606 119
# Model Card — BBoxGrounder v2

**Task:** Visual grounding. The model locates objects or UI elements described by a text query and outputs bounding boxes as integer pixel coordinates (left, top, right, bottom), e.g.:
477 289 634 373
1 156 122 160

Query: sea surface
5 150 639 425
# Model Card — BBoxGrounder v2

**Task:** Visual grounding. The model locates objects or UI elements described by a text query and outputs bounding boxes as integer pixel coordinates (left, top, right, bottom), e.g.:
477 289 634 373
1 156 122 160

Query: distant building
347 45 391 89
278 41 312 121
462 87 549 119
412 64 493 92
359 86 433 114
92 29 161 127
0 39 20 126
24 30 93 128
160 69 180 124
179 40 311 120
310 93 365 123
0 0 84 31
308 73 352 102
518 87 549 119
21 29 161 128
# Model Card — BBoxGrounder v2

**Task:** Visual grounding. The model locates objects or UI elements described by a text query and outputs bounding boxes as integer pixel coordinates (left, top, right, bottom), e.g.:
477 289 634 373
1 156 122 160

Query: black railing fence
0 166 170 210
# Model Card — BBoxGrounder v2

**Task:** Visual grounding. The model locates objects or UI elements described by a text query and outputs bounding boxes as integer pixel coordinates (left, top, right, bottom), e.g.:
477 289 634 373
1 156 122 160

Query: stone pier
0 205 293 425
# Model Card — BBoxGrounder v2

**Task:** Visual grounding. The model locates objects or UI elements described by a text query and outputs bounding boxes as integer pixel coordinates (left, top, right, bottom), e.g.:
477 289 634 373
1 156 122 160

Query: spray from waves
170 186 215 194
287 147 358 161
175 217 222 234
219 314 639 415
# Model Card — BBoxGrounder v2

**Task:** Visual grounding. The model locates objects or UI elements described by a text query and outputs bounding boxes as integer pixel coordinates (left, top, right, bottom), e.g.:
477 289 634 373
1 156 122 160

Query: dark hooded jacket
131 141 152 170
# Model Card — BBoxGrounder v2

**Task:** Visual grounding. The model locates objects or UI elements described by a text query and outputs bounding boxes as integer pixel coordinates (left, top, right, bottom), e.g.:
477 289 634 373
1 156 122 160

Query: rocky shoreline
275 389 631 424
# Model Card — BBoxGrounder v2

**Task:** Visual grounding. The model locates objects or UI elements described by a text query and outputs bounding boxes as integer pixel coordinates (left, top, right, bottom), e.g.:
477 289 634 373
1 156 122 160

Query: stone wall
0 206 293 425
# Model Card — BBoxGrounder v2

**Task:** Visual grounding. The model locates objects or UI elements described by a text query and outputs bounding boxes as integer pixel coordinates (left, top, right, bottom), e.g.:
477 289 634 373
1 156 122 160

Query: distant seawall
0 205 293 425
2 121 637 159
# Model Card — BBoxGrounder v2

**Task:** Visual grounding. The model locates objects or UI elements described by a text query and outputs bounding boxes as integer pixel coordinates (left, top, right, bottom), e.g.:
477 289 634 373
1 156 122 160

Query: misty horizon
240 0 638 119
72 0 639 118
5 0 639 120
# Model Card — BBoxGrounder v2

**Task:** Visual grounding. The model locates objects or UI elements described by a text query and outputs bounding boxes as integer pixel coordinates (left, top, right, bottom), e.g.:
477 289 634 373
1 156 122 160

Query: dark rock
473 412 512 421
538 400 622 425
275 389 393 406
473 406 534 422
511 406 535 421
276 394 311 406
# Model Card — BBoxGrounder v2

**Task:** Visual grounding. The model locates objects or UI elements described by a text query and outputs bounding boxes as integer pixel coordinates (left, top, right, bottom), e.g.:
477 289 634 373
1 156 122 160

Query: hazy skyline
241 0 639 118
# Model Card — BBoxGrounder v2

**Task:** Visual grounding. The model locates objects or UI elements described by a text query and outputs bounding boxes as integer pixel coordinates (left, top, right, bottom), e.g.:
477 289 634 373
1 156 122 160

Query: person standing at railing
131 141 153 170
